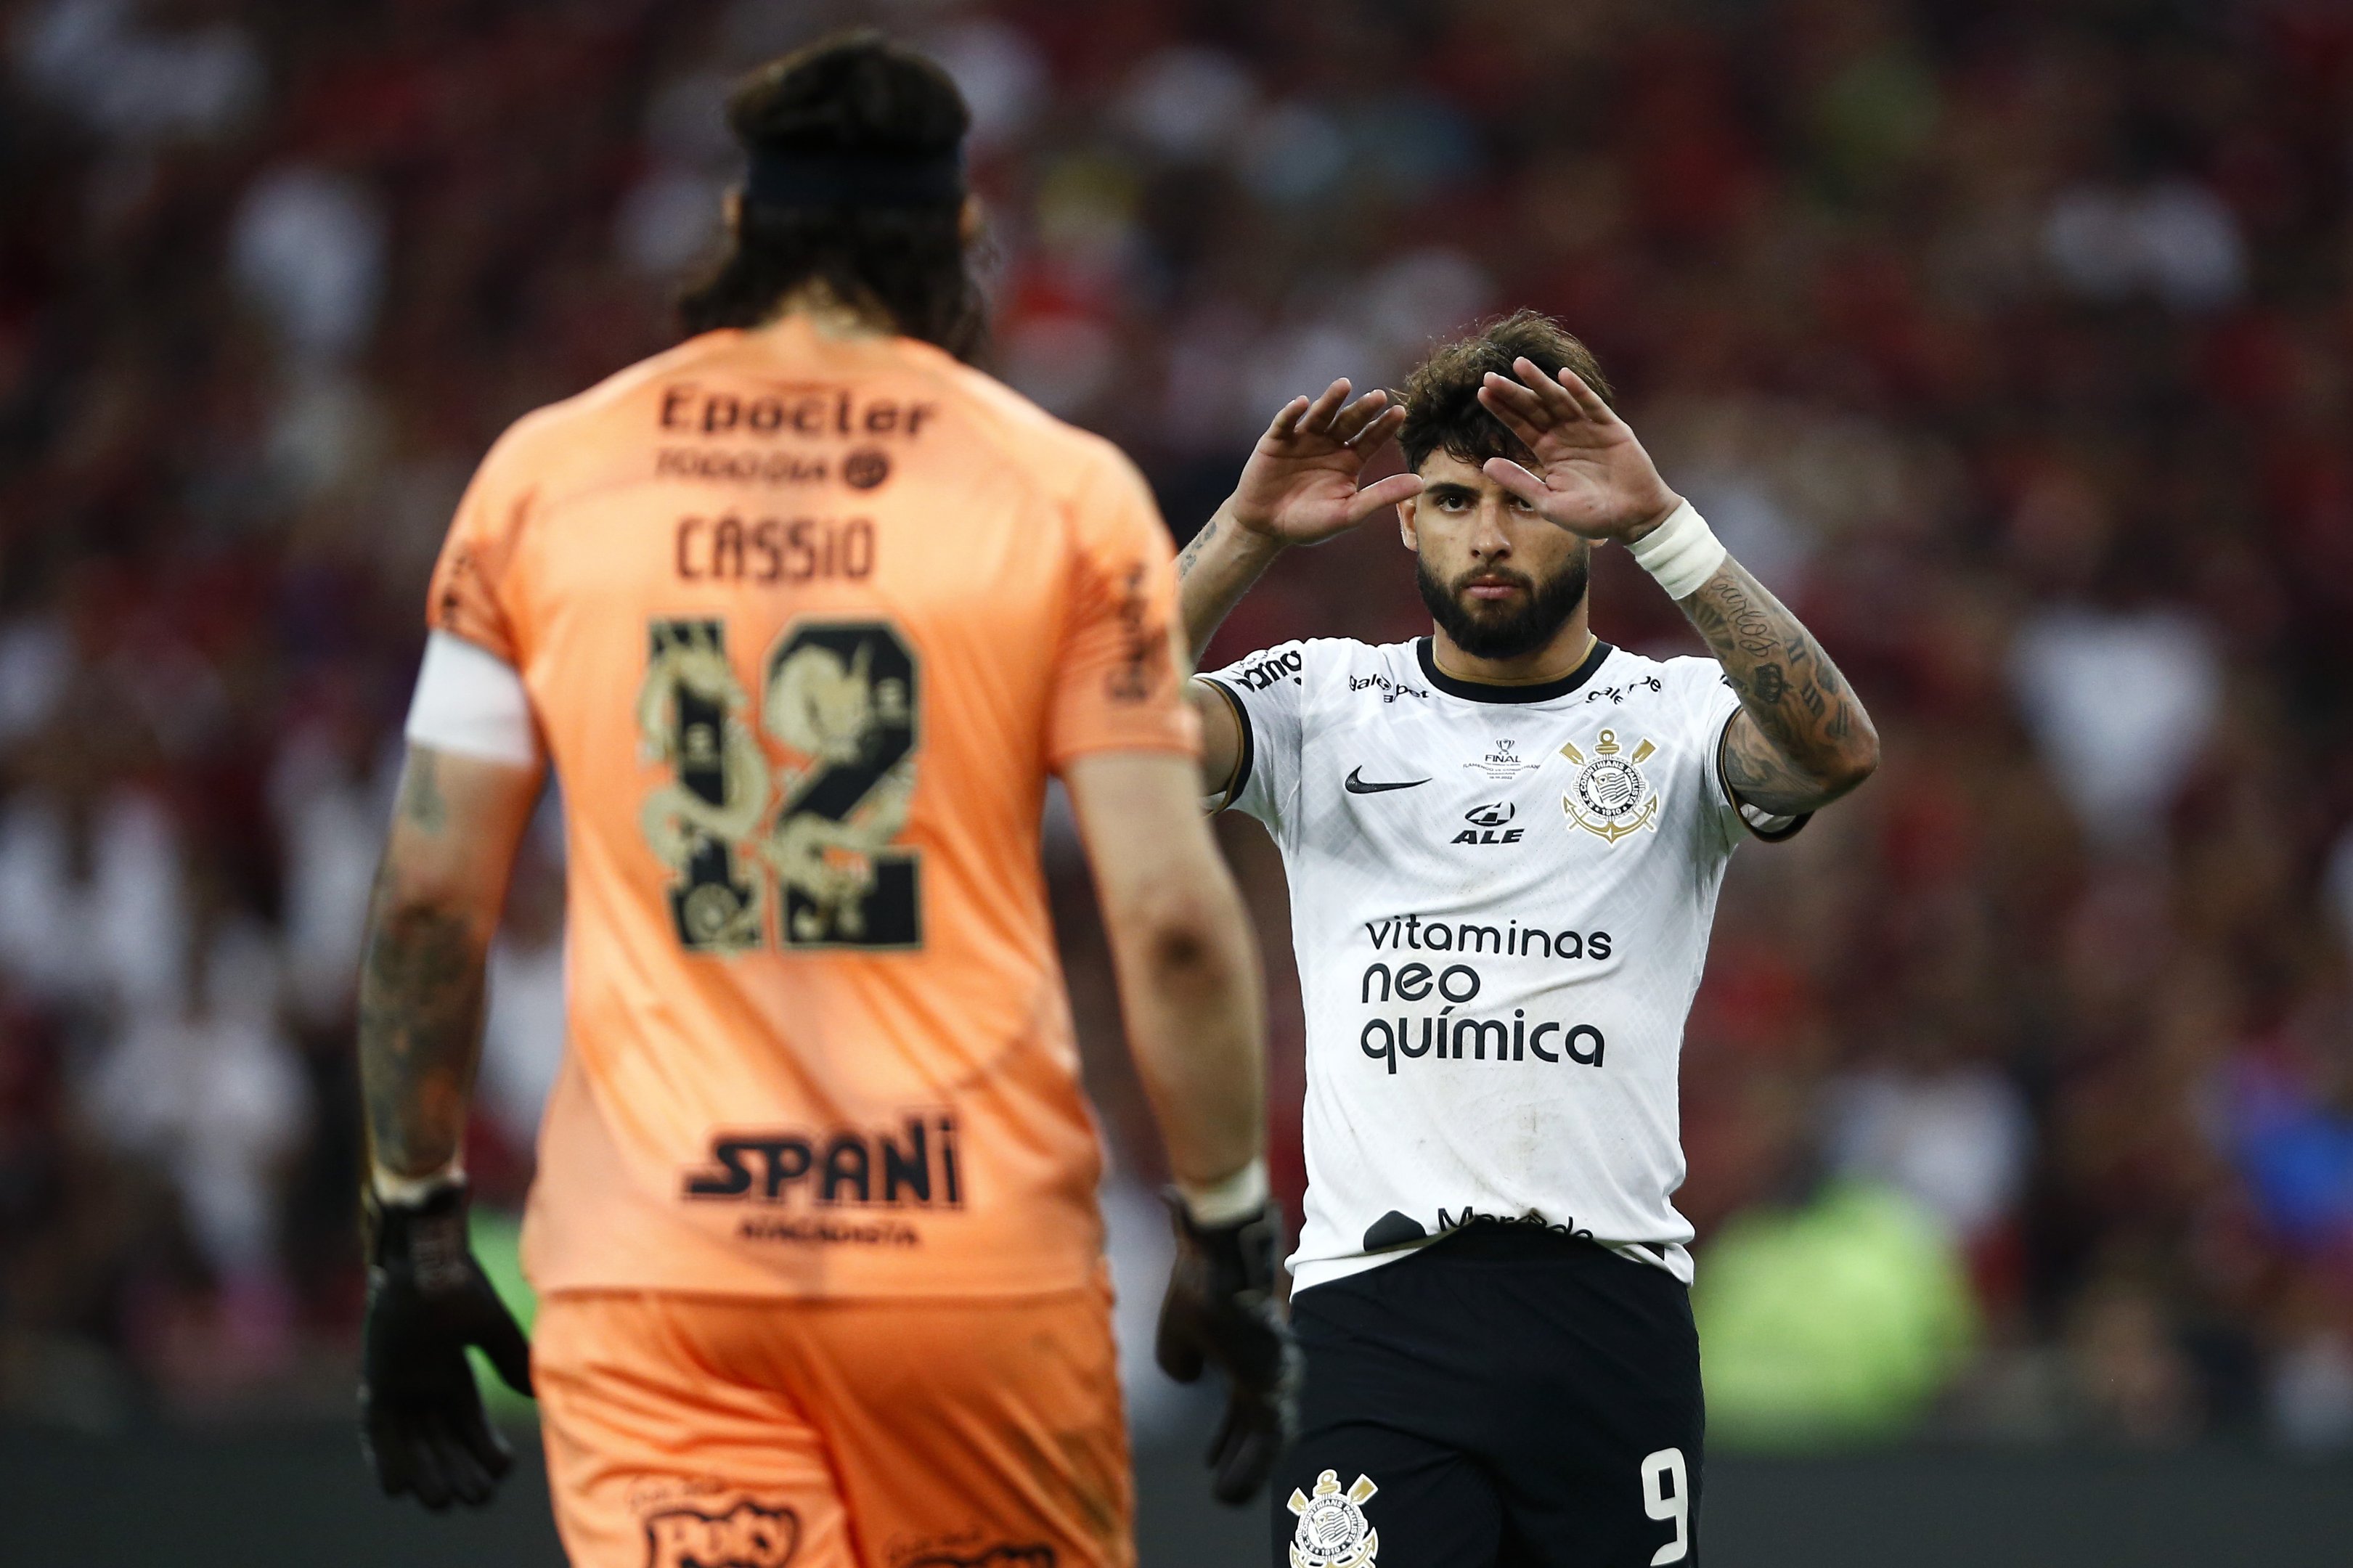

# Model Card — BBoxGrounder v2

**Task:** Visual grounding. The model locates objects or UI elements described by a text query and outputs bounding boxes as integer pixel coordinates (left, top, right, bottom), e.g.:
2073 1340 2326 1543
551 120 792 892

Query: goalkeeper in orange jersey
354 30 1294 1568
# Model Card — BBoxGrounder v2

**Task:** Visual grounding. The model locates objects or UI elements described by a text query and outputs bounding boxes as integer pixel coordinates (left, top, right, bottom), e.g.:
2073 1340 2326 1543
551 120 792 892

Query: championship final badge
1559 729 1662 844
1288 1470 1379 1568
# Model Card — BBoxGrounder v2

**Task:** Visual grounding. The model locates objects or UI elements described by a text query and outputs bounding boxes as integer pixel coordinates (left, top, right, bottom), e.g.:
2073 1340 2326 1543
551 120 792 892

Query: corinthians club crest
1288 1470 1379 1568
1560 729 1662 844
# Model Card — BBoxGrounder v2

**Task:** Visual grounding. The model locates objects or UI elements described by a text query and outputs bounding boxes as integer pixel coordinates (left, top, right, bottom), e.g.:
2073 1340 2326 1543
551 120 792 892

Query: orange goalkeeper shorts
532 1278 1134 1568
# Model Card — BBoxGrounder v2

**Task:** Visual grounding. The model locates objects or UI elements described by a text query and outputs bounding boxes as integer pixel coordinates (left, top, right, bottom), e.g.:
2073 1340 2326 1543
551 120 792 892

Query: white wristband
1624 499 1726 602
372 1160 465 1205
1177 1156 1269 1228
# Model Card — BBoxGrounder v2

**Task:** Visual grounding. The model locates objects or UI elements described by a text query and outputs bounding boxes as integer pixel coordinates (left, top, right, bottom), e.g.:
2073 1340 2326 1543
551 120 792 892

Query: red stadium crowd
4 0 2353 1447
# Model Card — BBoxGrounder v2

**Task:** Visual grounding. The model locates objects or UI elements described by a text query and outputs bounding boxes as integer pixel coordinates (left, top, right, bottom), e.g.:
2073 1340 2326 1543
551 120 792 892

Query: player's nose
1469 502 1514 554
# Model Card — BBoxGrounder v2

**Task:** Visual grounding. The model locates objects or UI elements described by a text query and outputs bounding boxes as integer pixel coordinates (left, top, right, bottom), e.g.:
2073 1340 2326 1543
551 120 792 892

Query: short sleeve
1201 640 1310 834
1665 656 1808 847
1043 446 1201 770
423 423 539 665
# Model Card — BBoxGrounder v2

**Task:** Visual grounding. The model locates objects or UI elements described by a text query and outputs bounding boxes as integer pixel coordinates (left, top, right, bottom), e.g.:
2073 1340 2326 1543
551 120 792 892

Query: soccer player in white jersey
1173 311 1880 1568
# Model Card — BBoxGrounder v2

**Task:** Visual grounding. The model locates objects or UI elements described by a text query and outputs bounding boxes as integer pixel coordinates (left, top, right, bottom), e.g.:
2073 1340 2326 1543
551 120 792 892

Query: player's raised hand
359 1178 534 1511
1156 1193 1302 1506
1227 378 1424 547
1475 356 1681 543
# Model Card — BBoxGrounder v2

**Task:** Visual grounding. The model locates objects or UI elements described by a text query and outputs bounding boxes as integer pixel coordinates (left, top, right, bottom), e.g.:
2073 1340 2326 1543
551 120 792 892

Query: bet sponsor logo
685 1114 962 1211
645 1500 799 1568
1347 671 1430 703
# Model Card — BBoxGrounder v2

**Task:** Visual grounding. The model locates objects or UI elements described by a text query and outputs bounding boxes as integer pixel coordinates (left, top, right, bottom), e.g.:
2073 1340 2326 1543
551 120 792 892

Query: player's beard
1415 549 1591 661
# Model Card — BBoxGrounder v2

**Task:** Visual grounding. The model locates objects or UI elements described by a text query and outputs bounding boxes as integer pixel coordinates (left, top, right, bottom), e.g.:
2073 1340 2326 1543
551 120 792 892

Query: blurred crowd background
5 0 2353 1458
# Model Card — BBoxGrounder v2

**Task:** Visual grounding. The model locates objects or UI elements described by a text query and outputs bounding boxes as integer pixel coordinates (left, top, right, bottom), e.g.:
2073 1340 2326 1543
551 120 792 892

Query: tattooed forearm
1679 556 1879 816
1175 514 1218 583
1175 502 1284 659
357 873 489 1180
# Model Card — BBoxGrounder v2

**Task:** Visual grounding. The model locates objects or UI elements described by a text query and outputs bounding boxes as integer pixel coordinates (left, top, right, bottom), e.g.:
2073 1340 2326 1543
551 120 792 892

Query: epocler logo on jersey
659 383 939 442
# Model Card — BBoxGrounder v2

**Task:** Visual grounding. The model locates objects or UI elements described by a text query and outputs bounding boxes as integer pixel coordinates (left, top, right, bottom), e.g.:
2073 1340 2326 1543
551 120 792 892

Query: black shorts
1272 1224 1703 1568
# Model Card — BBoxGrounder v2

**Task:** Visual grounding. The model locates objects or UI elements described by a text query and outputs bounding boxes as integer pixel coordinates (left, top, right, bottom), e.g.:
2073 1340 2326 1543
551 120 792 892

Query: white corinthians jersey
1204 636 1801 1290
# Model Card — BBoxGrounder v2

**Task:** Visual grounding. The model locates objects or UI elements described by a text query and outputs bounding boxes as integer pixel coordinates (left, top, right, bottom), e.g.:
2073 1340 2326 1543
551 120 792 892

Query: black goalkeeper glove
359 1177 534 1510
1154 1191 1302 1506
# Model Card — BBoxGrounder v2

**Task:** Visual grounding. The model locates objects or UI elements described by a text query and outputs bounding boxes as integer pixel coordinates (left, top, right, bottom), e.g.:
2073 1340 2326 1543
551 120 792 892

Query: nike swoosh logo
1345 767 1430 794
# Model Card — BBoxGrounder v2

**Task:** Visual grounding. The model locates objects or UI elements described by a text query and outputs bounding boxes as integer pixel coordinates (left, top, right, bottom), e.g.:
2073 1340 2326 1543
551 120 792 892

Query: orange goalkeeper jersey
425 317 1198 1299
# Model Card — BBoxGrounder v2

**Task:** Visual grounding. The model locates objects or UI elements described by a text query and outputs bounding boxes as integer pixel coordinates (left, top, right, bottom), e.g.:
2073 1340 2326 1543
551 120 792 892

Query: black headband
744 147 966 210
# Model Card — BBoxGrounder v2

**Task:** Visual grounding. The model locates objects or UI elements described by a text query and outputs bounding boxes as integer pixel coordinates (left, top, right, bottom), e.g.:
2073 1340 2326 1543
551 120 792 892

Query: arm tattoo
1679 557 1877 817
1175 515 1218 583
360 761 487 1179
358 871 487 1179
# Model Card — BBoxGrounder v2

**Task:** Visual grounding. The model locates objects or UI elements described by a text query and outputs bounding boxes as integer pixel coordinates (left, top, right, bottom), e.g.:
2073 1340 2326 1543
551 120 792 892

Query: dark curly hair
1397 309 1616 472
678 30 984 359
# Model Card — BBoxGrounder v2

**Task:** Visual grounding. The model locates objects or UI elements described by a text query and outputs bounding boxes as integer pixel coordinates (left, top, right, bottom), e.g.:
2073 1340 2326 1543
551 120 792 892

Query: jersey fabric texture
1271 1224 1703 1568
535 1278 1131 1568
424 317 1198 1302
1204 635 1797 1291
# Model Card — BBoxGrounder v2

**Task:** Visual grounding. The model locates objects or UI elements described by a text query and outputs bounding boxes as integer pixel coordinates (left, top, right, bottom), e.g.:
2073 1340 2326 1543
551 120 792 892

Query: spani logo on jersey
1289 1470 1380 1568
1560 729 1662 844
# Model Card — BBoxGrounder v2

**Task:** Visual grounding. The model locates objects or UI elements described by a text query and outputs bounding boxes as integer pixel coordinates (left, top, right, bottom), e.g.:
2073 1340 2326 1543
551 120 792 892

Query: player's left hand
359 1177 534 1511
1475 356 1682 543
1155 1193 1302 1506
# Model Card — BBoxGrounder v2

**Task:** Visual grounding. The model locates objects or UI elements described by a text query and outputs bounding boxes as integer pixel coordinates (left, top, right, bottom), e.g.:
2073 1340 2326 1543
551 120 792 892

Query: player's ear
958 195 984 245
1397 491 1419 550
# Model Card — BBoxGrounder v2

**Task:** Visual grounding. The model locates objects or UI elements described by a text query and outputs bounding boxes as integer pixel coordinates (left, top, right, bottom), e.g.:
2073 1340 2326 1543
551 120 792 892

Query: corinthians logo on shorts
1559 728 1661 845
1288 1469 1379 1568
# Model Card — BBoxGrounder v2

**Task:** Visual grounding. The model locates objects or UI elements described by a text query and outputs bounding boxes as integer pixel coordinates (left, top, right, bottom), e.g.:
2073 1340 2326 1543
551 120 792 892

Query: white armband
1624 499 1726 602
1177 1156 1270 1227
404 630 542 767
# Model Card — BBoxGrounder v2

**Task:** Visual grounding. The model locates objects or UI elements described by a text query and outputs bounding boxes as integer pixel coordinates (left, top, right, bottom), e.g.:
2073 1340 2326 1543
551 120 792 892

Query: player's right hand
1226 379 1424 547
359 1177 534 1511
1155 1193 1302 1506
